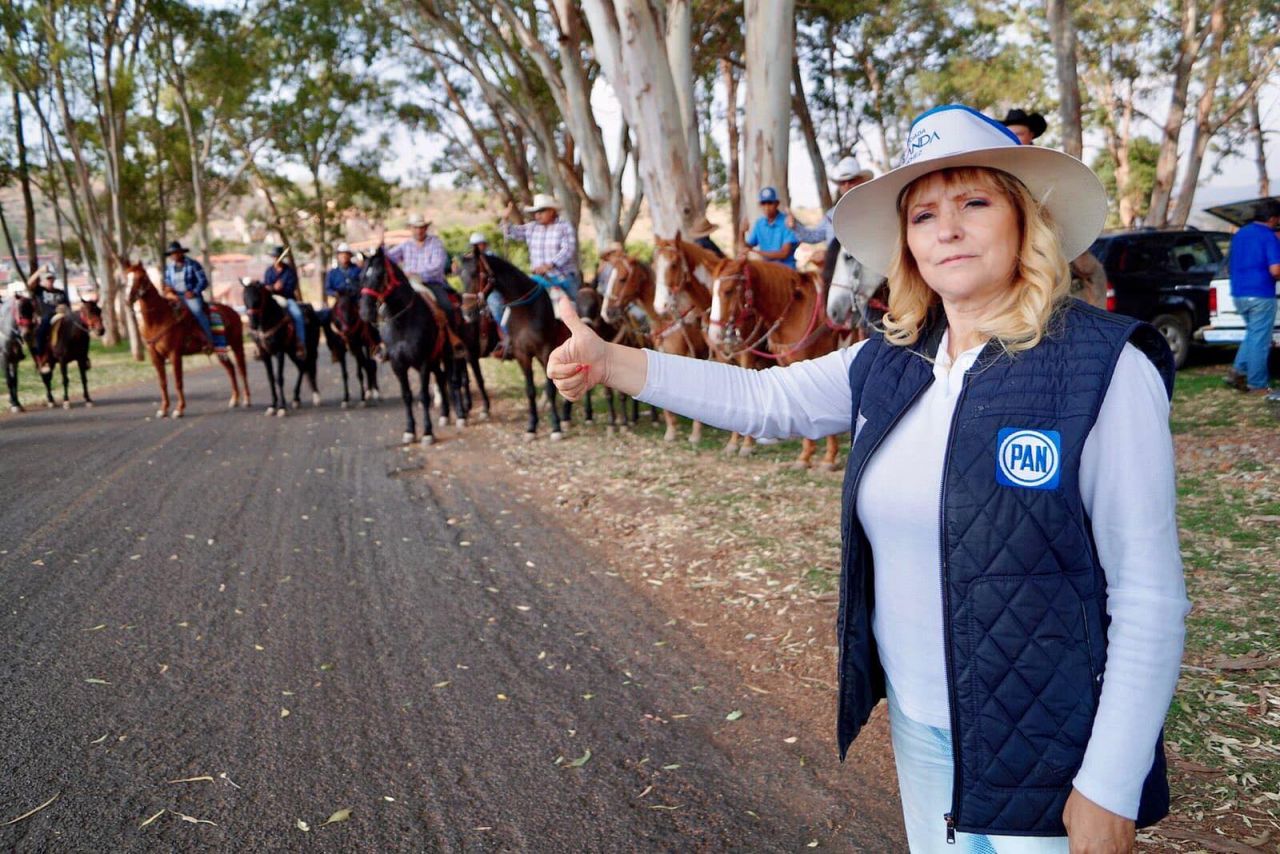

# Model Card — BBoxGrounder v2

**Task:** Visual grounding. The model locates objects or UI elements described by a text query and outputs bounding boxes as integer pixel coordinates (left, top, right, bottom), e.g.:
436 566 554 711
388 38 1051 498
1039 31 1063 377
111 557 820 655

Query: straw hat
829 156 874 184
406 213 430 228
687 216 718 239
524 193 562 214
831 104 1106 277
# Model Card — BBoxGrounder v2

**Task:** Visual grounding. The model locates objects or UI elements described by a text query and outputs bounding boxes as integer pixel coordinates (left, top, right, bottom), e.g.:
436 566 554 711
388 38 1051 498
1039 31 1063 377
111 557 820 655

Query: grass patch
14 339 158 407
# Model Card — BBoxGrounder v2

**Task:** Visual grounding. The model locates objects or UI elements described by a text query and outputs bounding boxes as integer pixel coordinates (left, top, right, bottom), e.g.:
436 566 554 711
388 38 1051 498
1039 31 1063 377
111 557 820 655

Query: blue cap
758 186 779 203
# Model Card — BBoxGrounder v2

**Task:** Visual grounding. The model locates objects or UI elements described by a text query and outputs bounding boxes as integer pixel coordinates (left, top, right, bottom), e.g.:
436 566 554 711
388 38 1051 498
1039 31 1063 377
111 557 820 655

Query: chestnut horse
124 261 250 418
37 299 104 408
575 282 653 430
708 258 842 470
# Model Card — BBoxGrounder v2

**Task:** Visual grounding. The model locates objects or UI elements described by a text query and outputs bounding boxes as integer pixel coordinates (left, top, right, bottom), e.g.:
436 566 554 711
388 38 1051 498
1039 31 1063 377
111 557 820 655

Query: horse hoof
45 400 55 408
791 459 812 471
263 407 274 417
478 411 490 421
820 461 838 472
583 417 594 425
157 409 167 418
312 393 321 406
663 429 678 442
402 432 416 445
550 431 565 442
456 418 466 428
738 446 754 458
606 425 617 436
437 415 448 427
340 400 349 410
421 434 436 446
277 408 287 418
291 400 300 410
10 405 22 413
62 401 71 410
371 389 381 401
171 410 184 419
522 432 536 443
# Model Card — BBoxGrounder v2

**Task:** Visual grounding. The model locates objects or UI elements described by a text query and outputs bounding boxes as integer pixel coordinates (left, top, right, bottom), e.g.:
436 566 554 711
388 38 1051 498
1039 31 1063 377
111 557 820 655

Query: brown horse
37 299 104 408
124 261 250 418
708 257 842 470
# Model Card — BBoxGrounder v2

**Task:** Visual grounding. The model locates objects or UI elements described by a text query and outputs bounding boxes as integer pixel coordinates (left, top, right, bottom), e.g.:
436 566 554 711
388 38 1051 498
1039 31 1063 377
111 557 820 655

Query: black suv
1089 228 1231 368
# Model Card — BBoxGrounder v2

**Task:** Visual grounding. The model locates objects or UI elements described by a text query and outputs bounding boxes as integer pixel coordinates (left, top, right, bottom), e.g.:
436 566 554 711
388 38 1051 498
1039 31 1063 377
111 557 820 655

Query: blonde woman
548 105 1188 853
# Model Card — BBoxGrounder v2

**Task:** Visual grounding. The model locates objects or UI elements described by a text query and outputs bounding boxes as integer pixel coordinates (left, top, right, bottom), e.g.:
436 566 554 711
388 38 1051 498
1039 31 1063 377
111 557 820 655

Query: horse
454 251 503 421
708 257 843 470
1 294 35 412
462 251 569 439
36 299 104 408
826 244 887 345
575 283 654 431
321 290 380 409
241 281 322 416
358 247 460 445
124 260 251 418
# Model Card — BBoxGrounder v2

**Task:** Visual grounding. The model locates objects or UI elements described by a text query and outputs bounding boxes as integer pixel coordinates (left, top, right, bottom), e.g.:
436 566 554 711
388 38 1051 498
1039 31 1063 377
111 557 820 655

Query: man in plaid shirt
388 213 448 285
491 194 579 339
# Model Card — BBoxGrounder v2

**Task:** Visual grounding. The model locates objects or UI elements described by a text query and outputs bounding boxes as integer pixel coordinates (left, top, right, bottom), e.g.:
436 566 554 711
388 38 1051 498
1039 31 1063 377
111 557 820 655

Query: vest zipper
939 371 972 844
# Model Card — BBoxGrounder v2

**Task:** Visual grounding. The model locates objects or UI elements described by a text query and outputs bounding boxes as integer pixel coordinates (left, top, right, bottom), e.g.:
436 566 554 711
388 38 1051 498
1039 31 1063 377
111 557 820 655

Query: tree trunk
1046 0 1083 158
12 88 37 278
665 0 703 191
174 78 212 275
792 56 831 211
722 57 742 252
1147 0 1202 227
1249 95 1270 196
741 0 796 231
0 201 26 280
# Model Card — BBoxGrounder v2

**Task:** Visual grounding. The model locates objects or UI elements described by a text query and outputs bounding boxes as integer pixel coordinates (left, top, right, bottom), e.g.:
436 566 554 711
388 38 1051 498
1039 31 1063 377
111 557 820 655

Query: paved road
0 360 899 852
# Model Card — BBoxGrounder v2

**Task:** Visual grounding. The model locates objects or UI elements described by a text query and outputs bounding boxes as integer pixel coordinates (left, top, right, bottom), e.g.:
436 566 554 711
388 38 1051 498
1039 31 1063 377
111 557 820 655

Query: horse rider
743 186 800 269
324 242 362 307
388 213 458 314
25 265 70 370
497 193 580 327
468 232 489 256
162 241 215 350
688 215 725 258
999 107 1048 146
262 245 307 359
788 156 875 248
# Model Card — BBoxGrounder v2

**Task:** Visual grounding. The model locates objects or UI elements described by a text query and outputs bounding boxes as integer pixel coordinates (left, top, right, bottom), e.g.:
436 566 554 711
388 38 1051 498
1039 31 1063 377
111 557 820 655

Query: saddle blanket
208 306 229 354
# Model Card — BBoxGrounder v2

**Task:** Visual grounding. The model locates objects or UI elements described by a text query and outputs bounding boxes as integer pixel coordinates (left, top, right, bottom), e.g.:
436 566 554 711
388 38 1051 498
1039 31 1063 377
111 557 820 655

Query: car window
1116 238 1175 274
1169 235 1218 273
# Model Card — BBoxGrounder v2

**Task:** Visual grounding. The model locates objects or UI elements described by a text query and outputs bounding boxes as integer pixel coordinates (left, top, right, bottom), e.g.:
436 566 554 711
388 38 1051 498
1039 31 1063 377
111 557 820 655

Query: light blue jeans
887 685 1068 853
182 295 214 342
1231 296 1276 390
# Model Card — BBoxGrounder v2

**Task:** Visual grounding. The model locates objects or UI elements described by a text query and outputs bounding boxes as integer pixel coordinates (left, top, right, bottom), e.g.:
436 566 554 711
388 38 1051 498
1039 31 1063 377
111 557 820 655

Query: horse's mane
482 252 537 286
719 257 810 295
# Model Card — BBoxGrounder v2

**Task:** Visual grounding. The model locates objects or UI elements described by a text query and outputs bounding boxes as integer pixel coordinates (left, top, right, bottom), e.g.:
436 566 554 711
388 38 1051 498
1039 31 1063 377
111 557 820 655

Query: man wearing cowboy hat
999 108 1048 146
263 245 307 359
324 242 363 304
687 216 725 258
388 213 449 291
497 193 580 322
25 264 70 367
744 186 800 269
163 240 214 349
788 156 875 246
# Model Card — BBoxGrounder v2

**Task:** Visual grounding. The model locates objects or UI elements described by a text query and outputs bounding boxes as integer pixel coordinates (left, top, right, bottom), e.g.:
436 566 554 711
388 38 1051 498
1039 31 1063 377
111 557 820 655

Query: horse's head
358 247 393 324
241 280 268 330
707 258 753 348
652 238 684 316
601 252 645 324
574 286 605 332
123 260 151 304
826 249 857 329
80 297 105 336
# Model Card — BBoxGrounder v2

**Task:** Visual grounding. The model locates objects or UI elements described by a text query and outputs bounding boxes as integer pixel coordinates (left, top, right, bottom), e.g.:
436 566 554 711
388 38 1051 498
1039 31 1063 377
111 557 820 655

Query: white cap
468 232 487 246
832 104 1106 277
523 193 562 214
829 156 873 184
335 242 352 254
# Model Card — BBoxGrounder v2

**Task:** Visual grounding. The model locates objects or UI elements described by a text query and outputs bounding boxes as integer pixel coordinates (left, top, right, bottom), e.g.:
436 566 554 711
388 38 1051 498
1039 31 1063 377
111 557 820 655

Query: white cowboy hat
468 232 487 246
406 213 429 228
829 156 874 184
523 193 562 214
832 104 1107 278
335 242 353 254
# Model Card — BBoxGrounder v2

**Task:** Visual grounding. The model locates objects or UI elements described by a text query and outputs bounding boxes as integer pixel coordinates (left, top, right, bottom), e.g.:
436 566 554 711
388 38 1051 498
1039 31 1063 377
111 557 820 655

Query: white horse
826 247 883 333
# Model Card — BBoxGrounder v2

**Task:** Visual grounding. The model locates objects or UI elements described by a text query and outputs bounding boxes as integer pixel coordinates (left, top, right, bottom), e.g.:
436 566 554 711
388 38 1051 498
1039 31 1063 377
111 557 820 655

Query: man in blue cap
743 186 799 269
162 241 214 349
263 245 306 359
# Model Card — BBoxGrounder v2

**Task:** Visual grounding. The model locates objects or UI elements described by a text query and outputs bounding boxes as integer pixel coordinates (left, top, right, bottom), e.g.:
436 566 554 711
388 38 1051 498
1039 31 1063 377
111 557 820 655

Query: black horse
1 294 35 412
462 251 569 439
242 281 321 416
572 286 656 431
359 247 461 445
321 290 380 408
455 251 505 421
37 299 104 408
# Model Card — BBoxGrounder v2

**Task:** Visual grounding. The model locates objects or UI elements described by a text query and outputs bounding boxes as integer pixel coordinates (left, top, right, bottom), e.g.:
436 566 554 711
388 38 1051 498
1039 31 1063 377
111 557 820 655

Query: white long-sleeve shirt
636 337 1189 821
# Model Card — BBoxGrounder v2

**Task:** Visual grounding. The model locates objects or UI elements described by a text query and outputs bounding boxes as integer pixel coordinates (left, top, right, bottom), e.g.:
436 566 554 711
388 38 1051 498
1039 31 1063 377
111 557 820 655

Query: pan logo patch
996 428 1061 490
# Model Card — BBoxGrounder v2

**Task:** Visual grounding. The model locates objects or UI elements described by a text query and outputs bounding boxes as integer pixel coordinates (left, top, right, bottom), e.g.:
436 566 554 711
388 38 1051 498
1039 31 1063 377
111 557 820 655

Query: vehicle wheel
1152 312 1191 369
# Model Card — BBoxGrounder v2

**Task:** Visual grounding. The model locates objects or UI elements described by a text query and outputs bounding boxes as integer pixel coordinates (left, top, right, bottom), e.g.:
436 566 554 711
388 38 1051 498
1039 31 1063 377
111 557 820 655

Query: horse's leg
150 350 170 418
663 409 679 442
793 438 817 470
234 341 251 407
338 352 351 408
217 355 238 408
469 351 490 419
582 386 593 424
690 420 703 445
520 357 538 437
738 434 756 457
395 363 416 443
723 432 740 456
79 358 92 406
274 352 288 414
821 434 841 471
60 360 71 407
419 361 437 445
261 350 277 414
40 361 54 407
6 359 22 412
291 355 304 408
171 355 186 418
448 356 466 427
307 349 321 407
545 369 564 440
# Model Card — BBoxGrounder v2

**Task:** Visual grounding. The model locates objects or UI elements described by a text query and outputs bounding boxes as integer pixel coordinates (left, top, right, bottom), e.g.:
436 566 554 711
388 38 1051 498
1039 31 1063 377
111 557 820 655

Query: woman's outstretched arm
547 294 860 440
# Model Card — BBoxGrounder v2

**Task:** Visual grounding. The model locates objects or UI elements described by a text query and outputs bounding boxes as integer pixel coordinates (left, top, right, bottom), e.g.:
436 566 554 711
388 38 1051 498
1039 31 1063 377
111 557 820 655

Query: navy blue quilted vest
837 301 1175 837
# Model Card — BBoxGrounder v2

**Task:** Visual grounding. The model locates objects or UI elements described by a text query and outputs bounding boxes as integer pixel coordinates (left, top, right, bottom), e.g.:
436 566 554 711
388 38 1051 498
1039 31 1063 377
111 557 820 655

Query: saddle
420 284 466 352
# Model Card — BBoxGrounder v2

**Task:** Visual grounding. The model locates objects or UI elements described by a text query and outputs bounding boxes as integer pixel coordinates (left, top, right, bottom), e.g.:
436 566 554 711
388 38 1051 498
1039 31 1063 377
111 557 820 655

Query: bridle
244 283 291 341
359 255 418 323
710 262 828 362
470 250 542 310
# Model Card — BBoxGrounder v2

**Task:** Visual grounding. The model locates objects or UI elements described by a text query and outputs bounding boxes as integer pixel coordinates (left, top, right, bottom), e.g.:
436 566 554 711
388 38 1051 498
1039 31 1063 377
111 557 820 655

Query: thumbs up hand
548 292 648 400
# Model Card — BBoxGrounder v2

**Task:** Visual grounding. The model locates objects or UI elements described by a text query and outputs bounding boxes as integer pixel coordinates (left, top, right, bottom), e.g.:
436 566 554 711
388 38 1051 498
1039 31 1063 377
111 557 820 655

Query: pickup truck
1197 196 1280 348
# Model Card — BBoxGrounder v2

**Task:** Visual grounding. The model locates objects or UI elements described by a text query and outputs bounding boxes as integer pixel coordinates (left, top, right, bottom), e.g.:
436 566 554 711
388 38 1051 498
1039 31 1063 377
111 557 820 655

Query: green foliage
1091 135 1159 226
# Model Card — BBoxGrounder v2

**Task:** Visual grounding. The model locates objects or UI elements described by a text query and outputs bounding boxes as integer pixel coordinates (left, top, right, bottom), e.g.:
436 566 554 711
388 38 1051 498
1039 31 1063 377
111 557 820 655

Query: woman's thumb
557 292 588 333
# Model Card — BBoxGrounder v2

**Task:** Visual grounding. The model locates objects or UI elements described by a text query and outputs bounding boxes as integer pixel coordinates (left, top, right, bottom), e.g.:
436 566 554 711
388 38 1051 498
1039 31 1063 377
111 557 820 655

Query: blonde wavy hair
881 166 1070 354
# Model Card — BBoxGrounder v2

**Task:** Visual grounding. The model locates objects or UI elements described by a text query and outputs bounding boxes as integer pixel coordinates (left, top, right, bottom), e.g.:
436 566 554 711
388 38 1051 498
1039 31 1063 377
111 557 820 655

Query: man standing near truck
1224 200 1280 394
